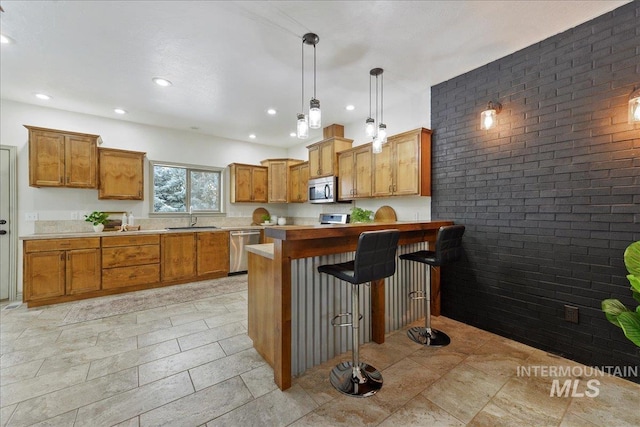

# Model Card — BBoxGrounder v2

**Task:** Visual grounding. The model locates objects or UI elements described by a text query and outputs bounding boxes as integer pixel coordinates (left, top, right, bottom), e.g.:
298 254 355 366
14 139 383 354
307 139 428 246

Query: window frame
149 160 226 217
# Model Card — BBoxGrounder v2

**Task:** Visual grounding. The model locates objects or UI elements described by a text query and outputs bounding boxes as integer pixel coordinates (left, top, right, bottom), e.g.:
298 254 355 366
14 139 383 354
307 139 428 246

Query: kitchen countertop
19 225 264 240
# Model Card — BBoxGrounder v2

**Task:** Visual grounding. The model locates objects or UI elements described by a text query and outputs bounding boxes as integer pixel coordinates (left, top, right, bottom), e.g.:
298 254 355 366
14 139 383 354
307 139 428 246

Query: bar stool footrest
331 313 363 327
407 326 451 347
330 361 383 397
408 290 427 300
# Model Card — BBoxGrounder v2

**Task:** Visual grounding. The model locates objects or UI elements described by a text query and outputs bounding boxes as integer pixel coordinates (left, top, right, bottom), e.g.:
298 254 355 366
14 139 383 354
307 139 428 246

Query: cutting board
252 207 270 225
374 205 397 222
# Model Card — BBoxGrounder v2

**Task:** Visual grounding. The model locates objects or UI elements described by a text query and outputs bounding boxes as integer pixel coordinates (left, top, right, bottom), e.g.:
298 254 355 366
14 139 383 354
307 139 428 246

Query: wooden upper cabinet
98 148 145 200
26 125 99 188
289 162 309 203
261 159 303 203
307 137 353 179
229 163 268 203
372 128 432 197
338 144 372 200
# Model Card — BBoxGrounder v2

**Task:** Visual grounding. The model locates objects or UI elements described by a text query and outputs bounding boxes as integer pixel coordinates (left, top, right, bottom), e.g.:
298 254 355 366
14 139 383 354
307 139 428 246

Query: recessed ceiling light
289 132 296 137
0 34 11 44
249 134 256 139
267 108 277 115
114 108 127 114
345 105 355 111
152 77 172 87
190 126 200 130
35 93 51 100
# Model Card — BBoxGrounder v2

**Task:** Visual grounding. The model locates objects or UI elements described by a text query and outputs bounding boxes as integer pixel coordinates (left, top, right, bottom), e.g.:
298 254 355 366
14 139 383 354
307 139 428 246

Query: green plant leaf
601 299 630 327
624 241 640 277
617 311 640 347
633 289 640 306
627 274 640 294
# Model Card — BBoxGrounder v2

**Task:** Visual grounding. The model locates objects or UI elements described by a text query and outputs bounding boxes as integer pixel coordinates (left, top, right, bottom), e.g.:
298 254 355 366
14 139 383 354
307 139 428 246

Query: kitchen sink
165 226 219 230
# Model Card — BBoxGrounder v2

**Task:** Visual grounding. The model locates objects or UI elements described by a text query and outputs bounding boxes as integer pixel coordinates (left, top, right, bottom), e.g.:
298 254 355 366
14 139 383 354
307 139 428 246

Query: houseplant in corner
84 211 109 232
602 241 640 347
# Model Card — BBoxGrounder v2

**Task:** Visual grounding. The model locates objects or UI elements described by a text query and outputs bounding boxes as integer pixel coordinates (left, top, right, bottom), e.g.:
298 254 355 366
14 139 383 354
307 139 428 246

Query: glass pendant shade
629 89 640 124
297 113 309 139
377 123 388 143
365 117 375 137
309 98 321 129
372 138 383 154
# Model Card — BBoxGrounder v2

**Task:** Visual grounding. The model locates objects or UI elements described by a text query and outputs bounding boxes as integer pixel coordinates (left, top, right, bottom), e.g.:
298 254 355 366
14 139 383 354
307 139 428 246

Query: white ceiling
0 1 630 147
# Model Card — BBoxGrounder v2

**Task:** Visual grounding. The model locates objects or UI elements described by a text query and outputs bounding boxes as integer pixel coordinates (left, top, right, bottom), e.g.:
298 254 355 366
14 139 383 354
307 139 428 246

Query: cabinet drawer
102 245 160 268
102 264 160 289
101 234 160 247
25 238 100 253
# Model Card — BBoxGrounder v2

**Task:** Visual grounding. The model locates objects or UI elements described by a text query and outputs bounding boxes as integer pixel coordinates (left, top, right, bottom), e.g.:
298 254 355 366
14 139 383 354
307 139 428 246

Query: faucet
189 206 197 227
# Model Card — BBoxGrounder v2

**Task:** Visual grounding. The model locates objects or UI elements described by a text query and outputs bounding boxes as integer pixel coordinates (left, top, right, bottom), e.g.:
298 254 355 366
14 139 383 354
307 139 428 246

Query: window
150 161 224 214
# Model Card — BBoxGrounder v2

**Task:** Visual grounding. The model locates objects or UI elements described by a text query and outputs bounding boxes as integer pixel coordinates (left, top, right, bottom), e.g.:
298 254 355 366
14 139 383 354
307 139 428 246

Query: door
66 248 101 295
161 233 196 281
0 146 17 300
197 232 230 276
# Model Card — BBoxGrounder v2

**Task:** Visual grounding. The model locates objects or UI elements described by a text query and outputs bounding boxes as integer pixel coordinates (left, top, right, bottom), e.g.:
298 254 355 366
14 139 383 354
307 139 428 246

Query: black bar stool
317 229 400 397
400 224 465 347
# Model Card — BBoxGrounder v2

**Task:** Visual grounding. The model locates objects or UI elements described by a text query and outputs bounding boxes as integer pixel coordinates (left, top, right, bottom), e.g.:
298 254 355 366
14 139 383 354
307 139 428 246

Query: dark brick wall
431 0 640 380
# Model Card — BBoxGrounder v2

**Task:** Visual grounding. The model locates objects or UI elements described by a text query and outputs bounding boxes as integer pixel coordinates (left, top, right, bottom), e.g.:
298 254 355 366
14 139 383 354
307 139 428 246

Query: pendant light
297 33 320 138
368 68 387 153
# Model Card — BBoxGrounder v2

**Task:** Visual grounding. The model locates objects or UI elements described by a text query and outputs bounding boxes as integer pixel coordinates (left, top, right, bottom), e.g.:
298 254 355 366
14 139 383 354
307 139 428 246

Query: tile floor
1 277 639 427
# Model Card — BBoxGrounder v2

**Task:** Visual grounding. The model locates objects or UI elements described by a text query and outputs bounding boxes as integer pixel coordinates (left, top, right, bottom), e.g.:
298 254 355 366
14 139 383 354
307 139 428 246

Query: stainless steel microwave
308 176 337 203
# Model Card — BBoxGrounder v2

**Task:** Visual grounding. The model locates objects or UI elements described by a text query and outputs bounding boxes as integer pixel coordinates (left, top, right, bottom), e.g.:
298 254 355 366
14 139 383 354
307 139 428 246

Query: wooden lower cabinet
197 232 229 276
23 230 231 307
161 233 197 281
23 238 101 304
102 234 160 289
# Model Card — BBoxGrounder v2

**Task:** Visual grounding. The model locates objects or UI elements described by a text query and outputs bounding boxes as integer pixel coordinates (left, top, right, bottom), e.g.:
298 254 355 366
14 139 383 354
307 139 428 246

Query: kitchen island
249 220 454 390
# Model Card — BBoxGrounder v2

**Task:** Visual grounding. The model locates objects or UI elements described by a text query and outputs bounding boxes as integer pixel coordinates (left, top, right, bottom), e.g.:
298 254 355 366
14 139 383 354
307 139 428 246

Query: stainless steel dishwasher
229 230 261 273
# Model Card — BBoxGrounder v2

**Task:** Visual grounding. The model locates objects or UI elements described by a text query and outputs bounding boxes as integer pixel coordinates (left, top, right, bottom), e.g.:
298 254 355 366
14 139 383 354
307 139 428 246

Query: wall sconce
480 101 502 130
629 88 640 124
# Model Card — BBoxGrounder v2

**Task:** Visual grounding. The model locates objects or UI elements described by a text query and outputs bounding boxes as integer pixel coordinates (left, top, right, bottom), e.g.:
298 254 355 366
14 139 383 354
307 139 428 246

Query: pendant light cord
313 43 317 99
301 38 304 112
369 74 372 118
380 72 384 124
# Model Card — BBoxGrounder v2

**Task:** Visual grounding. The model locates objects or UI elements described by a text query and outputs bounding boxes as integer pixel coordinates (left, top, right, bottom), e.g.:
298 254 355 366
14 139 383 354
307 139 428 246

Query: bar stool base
407 327 451 347
330 362 383 397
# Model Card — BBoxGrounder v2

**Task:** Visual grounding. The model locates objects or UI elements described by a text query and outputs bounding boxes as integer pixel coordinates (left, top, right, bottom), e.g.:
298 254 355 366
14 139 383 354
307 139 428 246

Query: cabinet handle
60 253 64 261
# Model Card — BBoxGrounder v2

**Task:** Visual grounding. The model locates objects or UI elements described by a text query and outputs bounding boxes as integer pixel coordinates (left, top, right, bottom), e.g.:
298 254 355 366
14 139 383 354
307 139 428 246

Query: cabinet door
393 133 420 196
337 151 355 200
197 232 229 276
24 251 66 300
354 146 372 198
99 148 145 200
372 143 394 197
266 160 288 203
298 163 309 202
29 130 65 187
290 163 309 203
251 167 268 203
66 248 101 295
162 233 196 281
308 146 321 178
65 134 97 188
319 142 335 176
233 164 253 202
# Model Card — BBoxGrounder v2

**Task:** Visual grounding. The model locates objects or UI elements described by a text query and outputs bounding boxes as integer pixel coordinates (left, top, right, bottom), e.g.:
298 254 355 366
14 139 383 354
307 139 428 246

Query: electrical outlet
564 305 579 324
25 212 38 221
70 211 79 220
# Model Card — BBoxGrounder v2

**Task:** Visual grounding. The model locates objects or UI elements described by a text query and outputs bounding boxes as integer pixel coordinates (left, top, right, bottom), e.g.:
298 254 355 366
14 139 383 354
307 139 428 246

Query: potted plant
261 213 271 224
602 241 640 347
350 207 373 223
84 211 109 232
